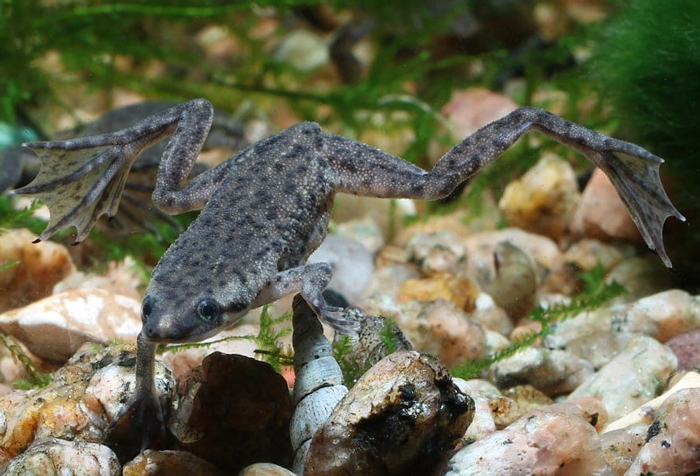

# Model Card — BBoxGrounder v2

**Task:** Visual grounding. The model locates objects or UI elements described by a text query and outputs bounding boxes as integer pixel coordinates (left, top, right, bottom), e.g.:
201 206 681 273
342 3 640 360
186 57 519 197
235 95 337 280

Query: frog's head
140 267 253 344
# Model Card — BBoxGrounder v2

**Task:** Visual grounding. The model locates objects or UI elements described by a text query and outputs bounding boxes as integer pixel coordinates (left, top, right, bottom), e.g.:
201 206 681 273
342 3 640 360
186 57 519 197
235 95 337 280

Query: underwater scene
0 0 699 474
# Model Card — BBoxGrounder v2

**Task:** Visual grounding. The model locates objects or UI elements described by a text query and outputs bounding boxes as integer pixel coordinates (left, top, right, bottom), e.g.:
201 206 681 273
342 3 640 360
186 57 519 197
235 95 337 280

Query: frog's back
151 122 337 305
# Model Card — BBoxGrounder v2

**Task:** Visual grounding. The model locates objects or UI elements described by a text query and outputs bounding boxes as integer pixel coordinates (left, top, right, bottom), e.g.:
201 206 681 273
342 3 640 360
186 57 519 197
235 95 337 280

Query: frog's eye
142 298 154 322
197 298 220 321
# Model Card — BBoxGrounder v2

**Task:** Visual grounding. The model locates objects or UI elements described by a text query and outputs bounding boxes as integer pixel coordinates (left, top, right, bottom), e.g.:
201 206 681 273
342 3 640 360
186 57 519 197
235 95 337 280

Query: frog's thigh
252 263 334 309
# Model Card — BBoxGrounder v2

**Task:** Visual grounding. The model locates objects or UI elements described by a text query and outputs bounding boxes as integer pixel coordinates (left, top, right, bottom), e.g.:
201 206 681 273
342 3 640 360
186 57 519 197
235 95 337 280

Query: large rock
169 352 293 474
0 344 174 464
304 351 474 476
0 288 142 362
624 388 700 476
569 336 678 420
444 399 612 476
1 438 120 476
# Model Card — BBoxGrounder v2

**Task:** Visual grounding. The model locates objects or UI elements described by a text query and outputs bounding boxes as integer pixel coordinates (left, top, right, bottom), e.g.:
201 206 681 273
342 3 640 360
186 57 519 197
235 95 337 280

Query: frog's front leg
13 99 221 242
252 263 358 333
106 333 164 456
322 107 684 267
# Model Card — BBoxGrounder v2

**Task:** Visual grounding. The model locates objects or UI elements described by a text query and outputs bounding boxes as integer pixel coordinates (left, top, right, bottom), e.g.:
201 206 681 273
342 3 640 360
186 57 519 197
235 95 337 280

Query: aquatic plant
452 264 627 380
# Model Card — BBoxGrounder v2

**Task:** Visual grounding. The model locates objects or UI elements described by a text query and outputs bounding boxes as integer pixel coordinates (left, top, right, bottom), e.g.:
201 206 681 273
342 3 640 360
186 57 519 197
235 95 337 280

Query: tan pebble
0 228 75 313
624 289 700 342
600 423 648 475
397 273 478 312
499 154 581 240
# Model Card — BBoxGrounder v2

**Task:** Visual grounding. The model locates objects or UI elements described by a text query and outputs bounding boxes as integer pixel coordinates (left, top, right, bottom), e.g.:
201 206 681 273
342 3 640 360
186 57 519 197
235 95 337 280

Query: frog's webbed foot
12 137 142 243
586 141 685 268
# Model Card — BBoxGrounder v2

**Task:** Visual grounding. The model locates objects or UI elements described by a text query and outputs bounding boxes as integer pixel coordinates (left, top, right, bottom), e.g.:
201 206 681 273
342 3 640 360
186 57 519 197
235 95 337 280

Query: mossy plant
590 0 700 209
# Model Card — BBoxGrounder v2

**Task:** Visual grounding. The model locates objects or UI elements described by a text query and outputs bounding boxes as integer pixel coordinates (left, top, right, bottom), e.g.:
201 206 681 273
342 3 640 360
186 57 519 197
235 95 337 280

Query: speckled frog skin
14 98 684 452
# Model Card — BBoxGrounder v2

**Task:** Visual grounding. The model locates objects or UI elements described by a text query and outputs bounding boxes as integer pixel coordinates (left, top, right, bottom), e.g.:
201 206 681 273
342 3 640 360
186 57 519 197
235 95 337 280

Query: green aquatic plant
0 333 53 388
452 264 627 380
332 334 366 388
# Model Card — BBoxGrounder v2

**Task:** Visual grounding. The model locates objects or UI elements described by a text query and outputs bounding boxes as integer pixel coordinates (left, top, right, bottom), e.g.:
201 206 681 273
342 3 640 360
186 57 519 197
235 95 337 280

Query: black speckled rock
305 350 474 476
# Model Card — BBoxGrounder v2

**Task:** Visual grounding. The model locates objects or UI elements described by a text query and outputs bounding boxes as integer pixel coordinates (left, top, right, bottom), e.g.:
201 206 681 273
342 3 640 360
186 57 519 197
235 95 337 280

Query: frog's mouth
142 311 224 344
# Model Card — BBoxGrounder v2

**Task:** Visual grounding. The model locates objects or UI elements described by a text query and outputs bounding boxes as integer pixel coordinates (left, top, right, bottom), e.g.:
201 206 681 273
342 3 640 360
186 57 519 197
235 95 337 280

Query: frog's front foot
106 387 165 458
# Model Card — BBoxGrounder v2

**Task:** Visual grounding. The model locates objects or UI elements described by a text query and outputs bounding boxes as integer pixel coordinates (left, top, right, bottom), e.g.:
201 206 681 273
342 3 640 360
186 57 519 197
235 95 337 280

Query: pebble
471 292 513 336
603 371 700 433
570 168 640 242
490 347 595 397
366 296 486 367
331 307 412 373
496 385 554 427
169 352 293 474
0 288 142 362
624 388 700 476
543 302 658 350
562 238 625 273
0 228 74 313
0 344 174 464
122 450 226 476
476 241 537 320
499 153 581 240
405 231 468 276
605 256 675 302
239 463 298 476
304 351 474 476
622 289 700 342
441 88 518 138
565 331 636 370
1 438 120 476
600 423 648 475
308 235 374 305
273 30 328 72
397 274 479 312
360 263 420 300
463 228 563 282
666 328 700 370
334 217 384 254
53 256 145 301
444 398 612 476
569 335 678 421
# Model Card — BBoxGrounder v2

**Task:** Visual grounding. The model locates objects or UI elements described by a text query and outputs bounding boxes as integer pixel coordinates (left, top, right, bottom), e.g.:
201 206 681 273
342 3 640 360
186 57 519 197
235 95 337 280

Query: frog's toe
106 390 165 460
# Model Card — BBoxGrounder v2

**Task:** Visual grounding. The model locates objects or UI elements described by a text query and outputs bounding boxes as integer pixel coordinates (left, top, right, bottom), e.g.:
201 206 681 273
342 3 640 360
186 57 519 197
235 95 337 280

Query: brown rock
123 450 226 476
170 352 293 474
600 423 648 475
0 228 74 312
305 351 474 476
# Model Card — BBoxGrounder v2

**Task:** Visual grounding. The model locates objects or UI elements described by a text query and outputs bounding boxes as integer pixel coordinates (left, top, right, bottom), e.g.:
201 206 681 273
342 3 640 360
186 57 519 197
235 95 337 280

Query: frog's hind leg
12 99 215 243
322 107 684 267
